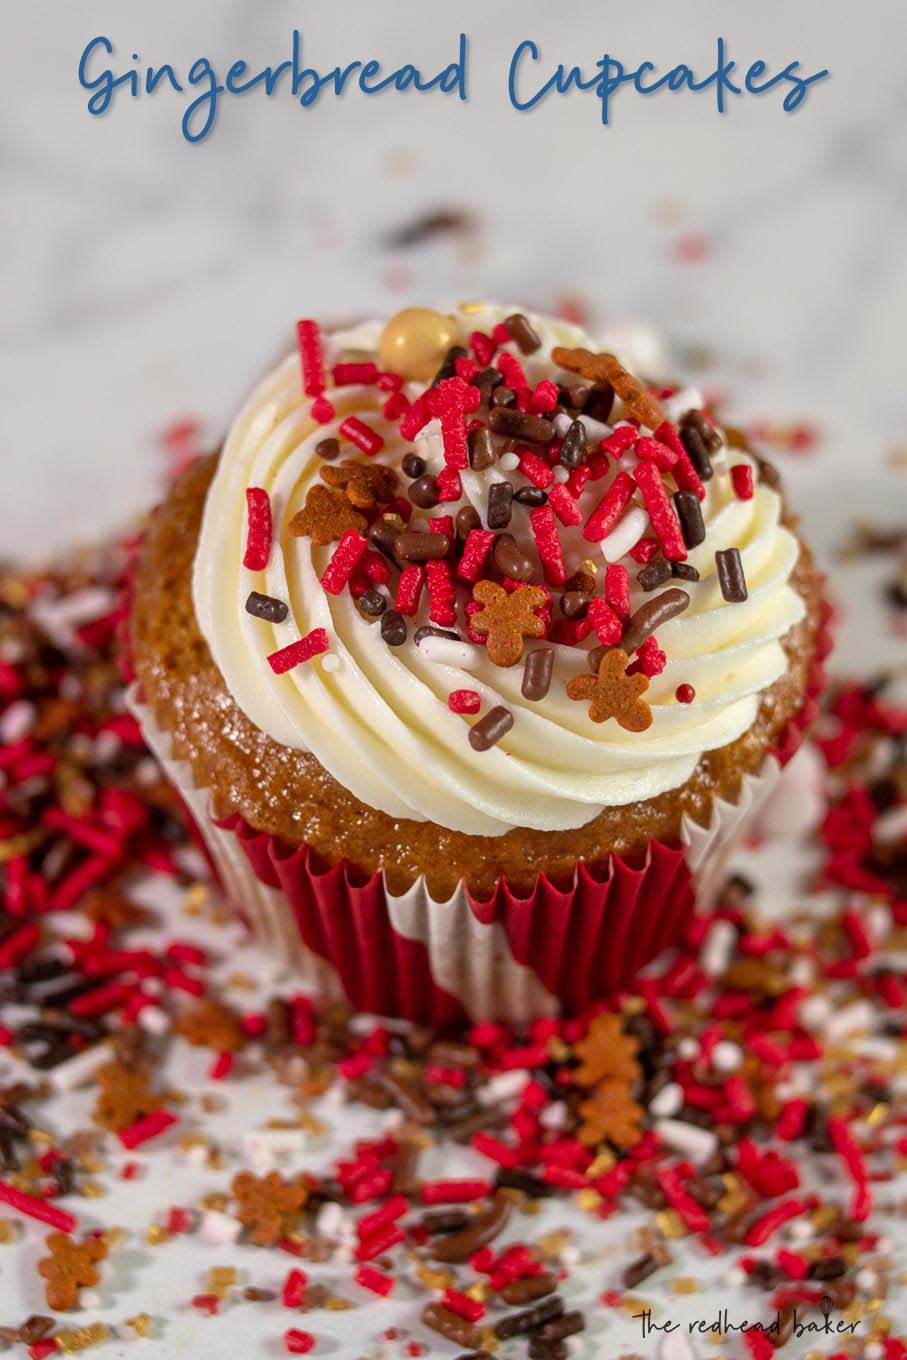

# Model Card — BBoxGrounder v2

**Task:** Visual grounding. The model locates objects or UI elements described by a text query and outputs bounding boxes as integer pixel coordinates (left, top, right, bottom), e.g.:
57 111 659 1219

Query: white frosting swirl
193 303 805 835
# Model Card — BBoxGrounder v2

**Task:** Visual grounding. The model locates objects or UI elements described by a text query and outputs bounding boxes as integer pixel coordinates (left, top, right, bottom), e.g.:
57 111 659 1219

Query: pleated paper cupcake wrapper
126 594 832 1024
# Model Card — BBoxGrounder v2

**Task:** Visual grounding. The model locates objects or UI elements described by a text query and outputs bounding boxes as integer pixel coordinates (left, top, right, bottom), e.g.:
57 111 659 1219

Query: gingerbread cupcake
128 302 830 1023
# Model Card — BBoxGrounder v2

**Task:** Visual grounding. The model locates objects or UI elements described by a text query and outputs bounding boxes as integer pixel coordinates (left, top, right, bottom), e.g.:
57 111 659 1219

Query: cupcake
128 302 830 1023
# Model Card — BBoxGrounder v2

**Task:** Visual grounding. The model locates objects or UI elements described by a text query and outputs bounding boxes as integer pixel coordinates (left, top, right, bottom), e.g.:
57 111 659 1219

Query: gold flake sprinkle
56 1323 110 1353
124 1314 151 1337
0 1219 18 1243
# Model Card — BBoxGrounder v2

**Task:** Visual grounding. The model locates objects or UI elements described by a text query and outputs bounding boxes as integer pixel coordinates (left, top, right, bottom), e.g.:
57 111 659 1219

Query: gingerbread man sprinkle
290 485 367 545
38 1232 108 1311
573 1012 641 1088
566 648 653 731
232 1170 309 1246
93 1061 165 1133
577 1081 644 1149
470 581 548 667
320 459 397 510
551 345 665 431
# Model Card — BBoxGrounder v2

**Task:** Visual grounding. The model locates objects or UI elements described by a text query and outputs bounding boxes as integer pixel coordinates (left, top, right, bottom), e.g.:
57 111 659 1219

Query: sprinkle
421 1178 494 1205
458 529 496 583
629 635 667 677
468 708 513 752
654 420 706 500
601 506 649 563
586 598 622 647
267 629 330 674
283 1328 315 1354
245 591 289 624
442 1288 486 1323
489 408 555 446
338 416 384 457
522 647 554 701
604 564 631 620
744 1197 809 1246
281 1267 308 1308
518 449 554 489
548 483 583 527
354 1264 395 1297
487 482 514 529
674 491 706 548
504 313 542 354
426 560 457 626
380 610 407 646
417 636 479 667
320 530 368 595
582 472 635 543
448 689 481 714
316 437 340 460
636 558 672 592
621 588 690 655
395 565 426 616
675 683 696 703
118 1109 179 1149
529 505 567 587
715 547 748 602
332 362 378 386
600 425 638 460
243 488 272 571
635 436 678 472
731 463 755 499
429 376 481 470
310 395 335 424
0 1180 78 1234
296 319 326 397
633 463 687 561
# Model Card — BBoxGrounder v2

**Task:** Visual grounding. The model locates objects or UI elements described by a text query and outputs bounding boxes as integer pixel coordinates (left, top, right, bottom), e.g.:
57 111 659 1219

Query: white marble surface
2 0 906 571
0 3 905 1355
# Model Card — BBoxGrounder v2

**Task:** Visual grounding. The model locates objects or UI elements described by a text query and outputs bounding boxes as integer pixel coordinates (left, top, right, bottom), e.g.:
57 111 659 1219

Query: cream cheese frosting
192 303 805 836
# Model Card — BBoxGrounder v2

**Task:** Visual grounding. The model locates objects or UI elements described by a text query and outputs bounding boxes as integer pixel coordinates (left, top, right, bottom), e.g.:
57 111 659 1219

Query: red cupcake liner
129 573 833 1023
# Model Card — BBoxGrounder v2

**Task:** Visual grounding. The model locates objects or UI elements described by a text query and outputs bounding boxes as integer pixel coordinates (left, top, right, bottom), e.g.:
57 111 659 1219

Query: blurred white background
2 0 906 569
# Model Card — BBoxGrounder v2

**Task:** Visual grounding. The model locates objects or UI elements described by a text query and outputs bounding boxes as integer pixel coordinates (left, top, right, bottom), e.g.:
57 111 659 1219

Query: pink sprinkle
530 379 559 413
267 629 331 674
448 690 480 715
243 488 272 571
339 416 384 457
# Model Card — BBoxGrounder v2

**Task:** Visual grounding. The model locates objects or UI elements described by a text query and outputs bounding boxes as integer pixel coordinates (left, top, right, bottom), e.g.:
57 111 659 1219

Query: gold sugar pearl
378 307 458 382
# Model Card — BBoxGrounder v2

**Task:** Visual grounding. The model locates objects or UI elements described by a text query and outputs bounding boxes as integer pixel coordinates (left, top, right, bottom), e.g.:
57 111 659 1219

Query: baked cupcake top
192 302 805 836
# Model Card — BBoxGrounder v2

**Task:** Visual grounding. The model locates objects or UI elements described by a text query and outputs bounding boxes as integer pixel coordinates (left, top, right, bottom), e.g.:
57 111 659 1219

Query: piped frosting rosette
192 303 806 838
